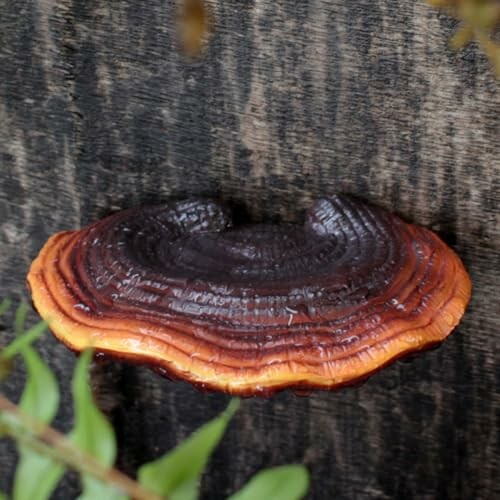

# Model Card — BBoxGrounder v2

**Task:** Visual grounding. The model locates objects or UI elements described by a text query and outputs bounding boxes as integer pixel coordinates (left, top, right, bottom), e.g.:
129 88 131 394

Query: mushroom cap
27 196 471 396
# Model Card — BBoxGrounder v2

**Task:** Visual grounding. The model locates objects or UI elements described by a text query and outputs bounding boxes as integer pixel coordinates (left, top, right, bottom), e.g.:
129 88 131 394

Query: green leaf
13 452 65 500
13 346 65 500
70 349 124 500
0 491 8 500
138 398 240 500
1 309 47 382
2 321 48 360
0 298 11 378
75 479 126 500
14 303 28 335
70 350 116 462
227 465 310 500
18 346 59 427
0 298 11 316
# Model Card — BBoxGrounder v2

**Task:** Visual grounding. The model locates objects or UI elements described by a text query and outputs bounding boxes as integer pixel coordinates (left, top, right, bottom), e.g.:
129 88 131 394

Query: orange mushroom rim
27 196 472 396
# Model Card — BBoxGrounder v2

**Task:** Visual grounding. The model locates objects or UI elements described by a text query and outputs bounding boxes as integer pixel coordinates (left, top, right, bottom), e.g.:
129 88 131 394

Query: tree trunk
0 1 499 498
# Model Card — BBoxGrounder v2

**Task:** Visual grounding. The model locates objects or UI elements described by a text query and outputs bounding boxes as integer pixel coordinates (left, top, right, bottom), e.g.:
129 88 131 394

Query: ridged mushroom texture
27 195 471 396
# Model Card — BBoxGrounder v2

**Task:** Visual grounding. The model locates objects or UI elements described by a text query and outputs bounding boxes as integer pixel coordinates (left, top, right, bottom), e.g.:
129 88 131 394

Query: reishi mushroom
27 195 471 396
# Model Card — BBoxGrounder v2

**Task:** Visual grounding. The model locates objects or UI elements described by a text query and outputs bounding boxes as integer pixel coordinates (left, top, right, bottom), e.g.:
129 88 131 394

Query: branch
0 393 163 500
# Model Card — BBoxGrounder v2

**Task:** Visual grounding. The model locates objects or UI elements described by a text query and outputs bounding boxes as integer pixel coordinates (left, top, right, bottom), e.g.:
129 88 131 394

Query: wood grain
1 0 499 498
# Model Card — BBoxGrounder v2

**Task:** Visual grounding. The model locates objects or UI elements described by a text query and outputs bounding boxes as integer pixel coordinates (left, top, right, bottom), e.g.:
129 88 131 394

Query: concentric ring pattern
27 196 471 395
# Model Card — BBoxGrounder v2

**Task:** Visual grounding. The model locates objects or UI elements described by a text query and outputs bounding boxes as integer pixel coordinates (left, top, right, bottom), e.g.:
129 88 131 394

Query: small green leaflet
228 465 310 500
18 346 59 424
0 298 11 316
13 303 28 336
0 306 47 383
1 321 47 360
69 349 125 500
138 398 240 500
0 298 12 380
2 304 47 360
13 346 65 500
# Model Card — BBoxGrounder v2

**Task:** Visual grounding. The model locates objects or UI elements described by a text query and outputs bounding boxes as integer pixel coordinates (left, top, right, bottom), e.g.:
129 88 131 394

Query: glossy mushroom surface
27 196 471 396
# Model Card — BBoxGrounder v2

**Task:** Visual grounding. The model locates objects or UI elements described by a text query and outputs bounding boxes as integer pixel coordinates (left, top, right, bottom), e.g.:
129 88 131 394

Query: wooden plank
0 0 499 498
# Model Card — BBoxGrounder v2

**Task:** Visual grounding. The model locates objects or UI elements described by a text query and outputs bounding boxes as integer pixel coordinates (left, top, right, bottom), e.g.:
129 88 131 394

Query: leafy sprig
427 0 500 77
0 301 309 500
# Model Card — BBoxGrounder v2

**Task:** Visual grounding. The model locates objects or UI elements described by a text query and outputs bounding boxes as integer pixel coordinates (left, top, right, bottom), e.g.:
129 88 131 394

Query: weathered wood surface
0 0 499 498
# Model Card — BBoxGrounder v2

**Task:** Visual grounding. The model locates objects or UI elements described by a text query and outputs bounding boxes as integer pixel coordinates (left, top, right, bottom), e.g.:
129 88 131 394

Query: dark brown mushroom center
70 198 413 327
167 225 335 280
